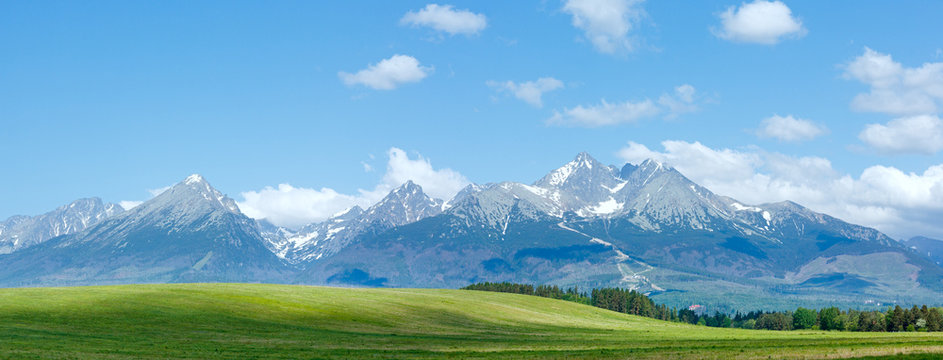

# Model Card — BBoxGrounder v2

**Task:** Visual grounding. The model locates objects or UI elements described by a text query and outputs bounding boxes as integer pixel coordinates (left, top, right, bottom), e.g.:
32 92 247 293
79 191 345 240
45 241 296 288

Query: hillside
1 284 941 359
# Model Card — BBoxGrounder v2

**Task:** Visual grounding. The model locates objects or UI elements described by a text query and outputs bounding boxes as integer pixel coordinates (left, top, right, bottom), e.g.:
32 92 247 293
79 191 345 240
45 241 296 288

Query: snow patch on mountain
731 202 763 212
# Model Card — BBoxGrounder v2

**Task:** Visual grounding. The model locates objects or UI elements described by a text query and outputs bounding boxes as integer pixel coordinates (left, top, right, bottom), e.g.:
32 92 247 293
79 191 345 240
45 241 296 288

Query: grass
0 284 941 359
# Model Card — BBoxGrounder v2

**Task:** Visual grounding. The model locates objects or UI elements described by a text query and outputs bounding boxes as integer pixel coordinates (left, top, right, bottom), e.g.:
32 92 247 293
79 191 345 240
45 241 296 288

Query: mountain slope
0 198 123 254
0 175 293 286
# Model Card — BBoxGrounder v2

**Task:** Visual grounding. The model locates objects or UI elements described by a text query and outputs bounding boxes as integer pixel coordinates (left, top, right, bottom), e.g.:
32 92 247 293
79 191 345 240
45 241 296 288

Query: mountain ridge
0 155 940 310
0 197 123 254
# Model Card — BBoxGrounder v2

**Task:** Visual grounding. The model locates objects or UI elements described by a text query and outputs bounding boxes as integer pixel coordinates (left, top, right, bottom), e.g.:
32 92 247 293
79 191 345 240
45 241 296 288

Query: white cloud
339 55 433 90
859 115 943 155
488 77 564 107
238 185 363 229
400 4 487 36
562 0 645 54
236 148 470 228
657 84 699 119
548 84 701 126
617 140 943 239
756 115 827 142
618 140 762 182
548 98 659 127
843 48 943 154
379 148 470 201
714 0 805 44
844 47 943 116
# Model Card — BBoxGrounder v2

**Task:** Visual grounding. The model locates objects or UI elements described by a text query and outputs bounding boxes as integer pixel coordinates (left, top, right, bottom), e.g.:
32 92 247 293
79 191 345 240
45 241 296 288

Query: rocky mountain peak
364 181 443 225
154 174 241 215
0 197 125 254
331 206 364 222
535 152 613 188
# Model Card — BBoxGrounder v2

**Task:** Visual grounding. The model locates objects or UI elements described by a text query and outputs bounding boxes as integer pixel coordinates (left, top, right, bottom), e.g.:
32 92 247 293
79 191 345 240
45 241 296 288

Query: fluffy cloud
714 0 805 44
548 99 658 127
756 115 827 142
844 48 943 116
339 55 433 90
238 185 363 229
562 0 645 54
236 148 470 228
548 84 700 126
859 115 943 155
657 84 699 119
618 140 943 239
844 48 943 154
400 4 487 36
488 77 564 107
379 148 470 201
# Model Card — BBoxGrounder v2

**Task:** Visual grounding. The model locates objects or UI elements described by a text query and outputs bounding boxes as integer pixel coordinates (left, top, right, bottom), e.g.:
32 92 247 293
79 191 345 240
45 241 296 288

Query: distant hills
1 153 941 310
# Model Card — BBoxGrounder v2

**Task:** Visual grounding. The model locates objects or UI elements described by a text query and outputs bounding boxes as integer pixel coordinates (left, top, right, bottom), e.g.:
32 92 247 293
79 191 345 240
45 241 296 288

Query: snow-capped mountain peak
260 180 447 264
185 173 205 185
364 180 443 224
160 174 240 214
535 152 610 188
0 197 124 254
330 206 364 221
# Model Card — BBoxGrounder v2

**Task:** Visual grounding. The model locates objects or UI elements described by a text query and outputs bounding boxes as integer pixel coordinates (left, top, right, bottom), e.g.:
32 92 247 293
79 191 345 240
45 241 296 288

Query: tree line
461 282 943 332
461 282 678 322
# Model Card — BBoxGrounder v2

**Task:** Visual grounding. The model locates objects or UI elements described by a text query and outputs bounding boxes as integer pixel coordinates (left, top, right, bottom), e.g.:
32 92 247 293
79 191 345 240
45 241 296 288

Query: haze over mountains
1 153 941 310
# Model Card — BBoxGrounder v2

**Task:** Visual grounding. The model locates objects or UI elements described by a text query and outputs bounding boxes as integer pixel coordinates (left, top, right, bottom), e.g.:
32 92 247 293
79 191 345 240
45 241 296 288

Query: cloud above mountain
844 48 943 155
844 47 943 116
400 4 487 36
236 147 469 228
339 55 433 90
488 77 564 108
618 140 943 239
756 115 828 142
548 84 701 126
859 115 943 155
562 0 646 54
713 0 805 44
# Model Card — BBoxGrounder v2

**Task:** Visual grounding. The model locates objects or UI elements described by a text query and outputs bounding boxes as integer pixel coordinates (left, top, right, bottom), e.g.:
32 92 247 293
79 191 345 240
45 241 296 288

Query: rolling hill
1 283 942 359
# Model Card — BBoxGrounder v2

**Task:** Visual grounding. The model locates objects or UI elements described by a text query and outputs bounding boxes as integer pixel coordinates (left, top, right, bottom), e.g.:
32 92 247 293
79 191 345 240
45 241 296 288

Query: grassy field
0 284 942 359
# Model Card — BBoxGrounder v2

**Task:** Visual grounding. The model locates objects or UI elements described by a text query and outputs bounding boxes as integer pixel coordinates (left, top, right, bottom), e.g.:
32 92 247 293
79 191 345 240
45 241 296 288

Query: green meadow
0 283 941 359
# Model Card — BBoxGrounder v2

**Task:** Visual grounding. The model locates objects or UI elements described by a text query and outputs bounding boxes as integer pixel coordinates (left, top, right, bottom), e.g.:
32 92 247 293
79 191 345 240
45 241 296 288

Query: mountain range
1 153 940 310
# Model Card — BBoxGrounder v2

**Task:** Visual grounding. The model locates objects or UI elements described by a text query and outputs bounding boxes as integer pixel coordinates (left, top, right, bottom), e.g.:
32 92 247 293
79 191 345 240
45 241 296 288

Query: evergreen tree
926 308 942 332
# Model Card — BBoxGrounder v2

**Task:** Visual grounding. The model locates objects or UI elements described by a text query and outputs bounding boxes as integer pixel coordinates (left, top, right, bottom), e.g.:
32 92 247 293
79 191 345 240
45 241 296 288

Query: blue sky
2 1 942 238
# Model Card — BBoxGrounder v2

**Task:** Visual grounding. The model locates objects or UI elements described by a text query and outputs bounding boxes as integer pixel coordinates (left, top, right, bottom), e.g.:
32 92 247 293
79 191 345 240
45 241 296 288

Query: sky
2 1 942 239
